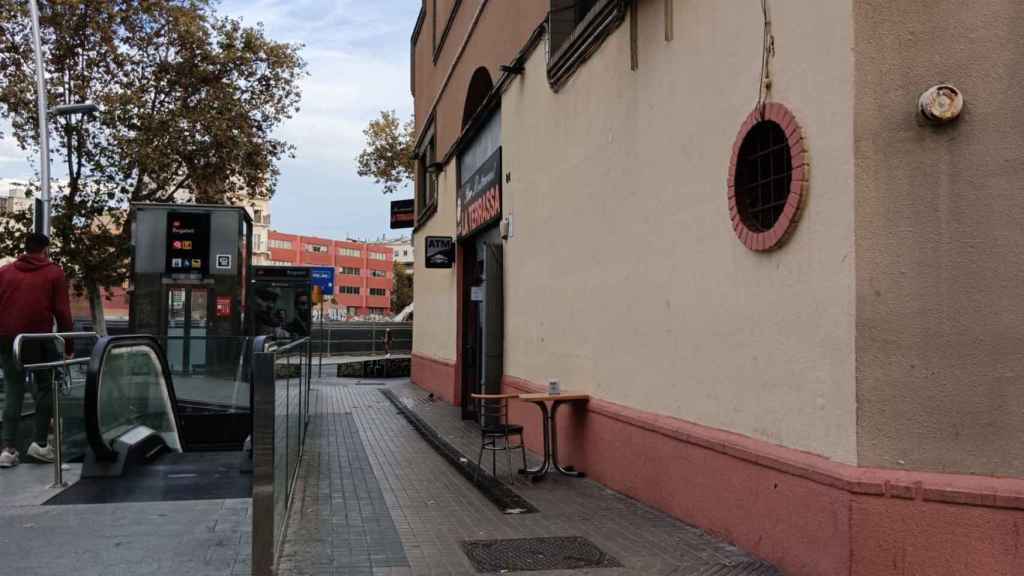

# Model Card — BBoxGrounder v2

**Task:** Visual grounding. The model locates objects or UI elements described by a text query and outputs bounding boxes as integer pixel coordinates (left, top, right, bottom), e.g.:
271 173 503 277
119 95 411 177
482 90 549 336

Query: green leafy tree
0 0 305 334
391 259 412 315
356 110 414 195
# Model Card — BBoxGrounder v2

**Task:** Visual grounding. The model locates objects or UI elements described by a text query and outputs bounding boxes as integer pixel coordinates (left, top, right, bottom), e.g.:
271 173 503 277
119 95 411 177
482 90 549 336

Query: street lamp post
28 0 50 235
28 0 101 236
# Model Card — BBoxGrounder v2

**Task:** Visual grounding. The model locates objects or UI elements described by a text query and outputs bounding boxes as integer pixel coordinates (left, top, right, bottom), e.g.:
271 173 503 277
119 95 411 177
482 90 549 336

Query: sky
0 0 419 241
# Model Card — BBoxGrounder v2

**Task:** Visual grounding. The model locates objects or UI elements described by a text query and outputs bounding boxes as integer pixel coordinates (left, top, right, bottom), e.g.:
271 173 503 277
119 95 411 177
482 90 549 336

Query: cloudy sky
0 0 419 241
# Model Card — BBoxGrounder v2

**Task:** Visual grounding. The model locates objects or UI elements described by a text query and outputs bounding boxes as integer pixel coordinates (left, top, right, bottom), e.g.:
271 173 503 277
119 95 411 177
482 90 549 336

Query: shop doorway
460 226 503 420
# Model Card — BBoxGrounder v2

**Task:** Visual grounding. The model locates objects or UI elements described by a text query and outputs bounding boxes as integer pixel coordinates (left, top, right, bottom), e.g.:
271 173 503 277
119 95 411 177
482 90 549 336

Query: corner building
409 2 1024 574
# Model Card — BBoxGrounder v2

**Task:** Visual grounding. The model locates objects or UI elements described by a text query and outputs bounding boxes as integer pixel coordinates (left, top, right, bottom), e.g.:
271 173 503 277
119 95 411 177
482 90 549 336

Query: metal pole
50 336 66 488
28 0 50 235
318 301 324 378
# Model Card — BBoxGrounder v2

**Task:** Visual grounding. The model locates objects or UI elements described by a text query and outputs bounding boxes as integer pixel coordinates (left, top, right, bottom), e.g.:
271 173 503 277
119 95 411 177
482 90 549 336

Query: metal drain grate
461 536 620 572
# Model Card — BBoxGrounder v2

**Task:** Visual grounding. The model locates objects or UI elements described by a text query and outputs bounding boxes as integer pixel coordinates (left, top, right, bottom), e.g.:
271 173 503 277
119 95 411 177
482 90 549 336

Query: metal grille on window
734 120 792 233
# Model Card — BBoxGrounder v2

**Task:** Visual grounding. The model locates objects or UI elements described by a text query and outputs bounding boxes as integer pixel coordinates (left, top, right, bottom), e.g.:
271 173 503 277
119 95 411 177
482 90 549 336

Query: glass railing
156 335 251 412
251 335 312 575
85 336 182 460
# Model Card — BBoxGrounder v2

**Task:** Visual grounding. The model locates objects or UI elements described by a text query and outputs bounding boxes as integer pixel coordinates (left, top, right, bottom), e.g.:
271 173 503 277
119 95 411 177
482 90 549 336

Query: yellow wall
412 169 459 364
498 0 857 463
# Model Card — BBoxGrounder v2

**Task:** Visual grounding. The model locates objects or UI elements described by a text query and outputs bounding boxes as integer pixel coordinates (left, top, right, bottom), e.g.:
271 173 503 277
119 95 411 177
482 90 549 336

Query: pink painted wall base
410 363 1024 575
411 354 458 405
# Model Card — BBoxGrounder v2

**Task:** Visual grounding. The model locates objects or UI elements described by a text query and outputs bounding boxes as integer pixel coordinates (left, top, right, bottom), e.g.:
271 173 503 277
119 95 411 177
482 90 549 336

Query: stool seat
482 423 523 436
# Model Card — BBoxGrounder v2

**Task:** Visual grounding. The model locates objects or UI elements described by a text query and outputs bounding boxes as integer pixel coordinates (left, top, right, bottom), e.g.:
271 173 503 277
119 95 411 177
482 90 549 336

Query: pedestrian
0 233 73 468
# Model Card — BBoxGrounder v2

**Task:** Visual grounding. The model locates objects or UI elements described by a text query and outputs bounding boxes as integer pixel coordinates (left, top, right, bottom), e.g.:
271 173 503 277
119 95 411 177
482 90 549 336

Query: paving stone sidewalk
277 378 781 576
0 433 251 576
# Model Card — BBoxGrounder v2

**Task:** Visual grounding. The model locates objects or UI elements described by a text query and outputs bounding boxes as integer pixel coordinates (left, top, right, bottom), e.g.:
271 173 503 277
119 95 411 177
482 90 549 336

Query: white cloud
0 133 31 173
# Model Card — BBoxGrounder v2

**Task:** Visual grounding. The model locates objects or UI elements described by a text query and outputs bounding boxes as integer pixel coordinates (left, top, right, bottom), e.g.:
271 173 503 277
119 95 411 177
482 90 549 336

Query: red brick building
265 230 393 318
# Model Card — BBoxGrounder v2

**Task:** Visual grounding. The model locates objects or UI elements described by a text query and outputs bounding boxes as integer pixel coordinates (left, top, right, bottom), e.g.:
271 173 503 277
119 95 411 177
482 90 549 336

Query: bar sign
390 199 415 229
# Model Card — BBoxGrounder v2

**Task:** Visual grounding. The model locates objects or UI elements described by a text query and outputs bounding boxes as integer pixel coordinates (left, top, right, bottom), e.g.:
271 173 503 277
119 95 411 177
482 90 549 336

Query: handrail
13 331 97 369
268 336 310 355
250 335 309 356
85 335 183 462
12 331 98 488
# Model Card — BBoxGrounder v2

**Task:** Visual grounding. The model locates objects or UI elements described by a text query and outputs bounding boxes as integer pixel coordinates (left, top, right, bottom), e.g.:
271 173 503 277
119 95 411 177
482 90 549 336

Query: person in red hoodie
0 233 73 468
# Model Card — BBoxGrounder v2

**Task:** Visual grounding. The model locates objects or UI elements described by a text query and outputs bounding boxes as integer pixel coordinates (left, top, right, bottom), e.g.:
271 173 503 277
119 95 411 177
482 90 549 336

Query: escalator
46 335 251 505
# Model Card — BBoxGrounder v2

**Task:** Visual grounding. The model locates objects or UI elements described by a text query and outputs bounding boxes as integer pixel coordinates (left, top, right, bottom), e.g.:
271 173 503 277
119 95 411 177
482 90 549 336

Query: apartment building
267 230 394 318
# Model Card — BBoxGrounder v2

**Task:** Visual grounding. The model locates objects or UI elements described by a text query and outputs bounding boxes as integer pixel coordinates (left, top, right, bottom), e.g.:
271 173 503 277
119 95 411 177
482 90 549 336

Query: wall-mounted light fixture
919 85 964 124
426 162 444 175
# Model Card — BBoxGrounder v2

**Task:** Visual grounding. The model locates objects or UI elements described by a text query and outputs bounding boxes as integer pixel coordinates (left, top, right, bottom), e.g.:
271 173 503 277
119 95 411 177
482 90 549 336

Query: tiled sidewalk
277 378 780 576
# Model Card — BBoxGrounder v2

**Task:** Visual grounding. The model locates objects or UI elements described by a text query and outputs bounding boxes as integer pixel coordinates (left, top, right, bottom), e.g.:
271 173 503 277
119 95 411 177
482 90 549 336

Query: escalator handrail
253 335 310 355
85 335 184 461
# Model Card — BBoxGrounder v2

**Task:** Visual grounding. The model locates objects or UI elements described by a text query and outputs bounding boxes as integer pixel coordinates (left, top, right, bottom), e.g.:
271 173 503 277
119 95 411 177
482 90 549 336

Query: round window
728 104 807 251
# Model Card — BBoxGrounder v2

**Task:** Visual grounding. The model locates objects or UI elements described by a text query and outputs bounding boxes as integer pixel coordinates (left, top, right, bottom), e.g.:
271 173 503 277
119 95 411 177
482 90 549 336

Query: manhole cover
461 536 620 572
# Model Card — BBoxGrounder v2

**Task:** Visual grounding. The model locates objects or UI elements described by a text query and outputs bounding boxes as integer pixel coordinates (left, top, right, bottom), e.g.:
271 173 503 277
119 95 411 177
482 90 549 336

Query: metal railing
251 335 313 576
13 331 99 487
309 321 412 358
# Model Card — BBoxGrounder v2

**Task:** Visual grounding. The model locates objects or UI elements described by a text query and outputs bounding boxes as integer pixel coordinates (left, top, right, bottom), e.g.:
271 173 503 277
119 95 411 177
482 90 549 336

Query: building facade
266 230 394 319
0 179 33 267
408 1 1024 575
245 198 272 265
384 236 414 268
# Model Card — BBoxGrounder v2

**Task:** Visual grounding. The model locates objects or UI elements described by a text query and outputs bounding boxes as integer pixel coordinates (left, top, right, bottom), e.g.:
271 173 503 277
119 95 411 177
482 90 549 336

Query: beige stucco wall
855 0 1024 476
412 169 459 364
501 1 857 462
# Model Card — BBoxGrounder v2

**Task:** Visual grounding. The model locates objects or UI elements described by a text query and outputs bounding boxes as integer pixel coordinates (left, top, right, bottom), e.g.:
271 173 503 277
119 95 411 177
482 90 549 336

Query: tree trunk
86 278 108 336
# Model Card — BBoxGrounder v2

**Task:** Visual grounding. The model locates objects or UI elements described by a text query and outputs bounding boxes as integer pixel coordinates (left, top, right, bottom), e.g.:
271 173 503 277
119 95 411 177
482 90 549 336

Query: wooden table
516 392 590 480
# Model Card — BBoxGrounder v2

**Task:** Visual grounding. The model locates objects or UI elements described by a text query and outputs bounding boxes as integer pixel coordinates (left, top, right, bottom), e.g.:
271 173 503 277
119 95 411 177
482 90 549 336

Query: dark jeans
0 337 56 448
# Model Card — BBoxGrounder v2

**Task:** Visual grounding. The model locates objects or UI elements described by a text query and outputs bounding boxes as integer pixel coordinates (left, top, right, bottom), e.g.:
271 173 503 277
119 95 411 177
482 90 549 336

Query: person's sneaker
0 449 19 468
27 442 55 464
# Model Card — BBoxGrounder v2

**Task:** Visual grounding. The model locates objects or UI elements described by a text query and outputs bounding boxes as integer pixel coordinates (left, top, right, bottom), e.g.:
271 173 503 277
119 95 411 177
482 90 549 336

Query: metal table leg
519 400 551 478
550 400 585 477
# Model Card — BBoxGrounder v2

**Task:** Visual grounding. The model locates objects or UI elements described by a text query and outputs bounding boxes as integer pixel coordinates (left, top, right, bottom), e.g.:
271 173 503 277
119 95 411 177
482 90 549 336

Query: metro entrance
128 203 253 449
165 285 209 374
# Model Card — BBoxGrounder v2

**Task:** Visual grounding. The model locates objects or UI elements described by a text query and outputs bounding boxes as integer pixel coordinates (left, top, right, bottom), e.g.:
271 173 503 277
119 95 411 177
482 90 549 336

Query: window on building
728 105 806 252
369 288 386 297
368 252 387 261
416 124 438 222
269 239 292 250
339 247 361 258
305 243 328 253
340 286 360 295
340 267 361 276
735 121 792 232
253 208 263 224
549 0 599 54
547 0 624 89
370 270 386 278
346 306 359 316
